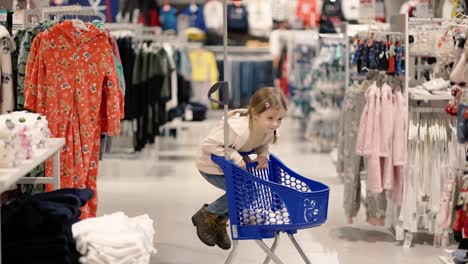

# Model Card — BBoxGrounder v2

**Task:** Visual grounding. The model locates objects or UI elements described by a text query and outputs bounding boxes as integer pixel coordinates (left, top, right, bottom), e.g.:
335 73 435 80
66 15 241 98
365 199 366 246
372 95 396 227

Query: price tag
403 232 413 249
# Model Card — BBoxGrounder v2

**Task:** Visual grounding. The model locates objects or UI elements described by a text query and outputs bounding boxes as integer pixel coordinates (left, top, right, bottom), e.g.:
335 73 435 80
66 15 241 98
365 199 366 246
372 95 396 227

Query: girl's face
253 108 286 133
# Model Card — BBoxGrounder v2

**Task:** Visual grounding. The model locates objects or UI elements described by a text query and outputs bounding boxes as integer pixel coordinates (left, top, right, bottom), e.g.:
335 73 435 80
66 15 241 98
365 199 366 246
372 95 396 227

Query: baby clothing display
72 212 157 264
0 111 50 168
408 78 452 97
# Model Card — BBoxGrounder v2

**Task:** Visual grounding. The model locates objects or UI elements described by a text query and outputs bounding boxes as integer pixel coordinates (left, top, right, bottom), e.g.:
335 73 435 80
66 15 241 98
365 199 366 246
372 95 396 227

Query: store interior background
95 0 458 263
3 0 466 263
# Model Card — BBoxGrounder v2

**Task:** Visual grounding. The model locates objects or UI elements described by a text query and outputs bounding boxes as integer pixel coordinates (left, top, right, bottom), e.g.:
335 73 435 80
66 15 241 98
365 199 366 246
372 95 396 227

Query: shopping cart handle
208 81 229 106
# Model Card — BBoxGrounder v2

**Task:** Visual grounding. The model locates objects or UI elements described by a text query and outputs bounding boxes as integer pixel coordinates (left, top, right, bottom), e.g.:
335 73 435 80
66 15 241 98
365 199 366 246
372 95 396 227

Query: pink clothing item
357 83 378 156
367 156 382 193
379 84 393 157
392 91 407 166
367 87 383 193
389 166 404 206
107 31 122 63
372 87 381 156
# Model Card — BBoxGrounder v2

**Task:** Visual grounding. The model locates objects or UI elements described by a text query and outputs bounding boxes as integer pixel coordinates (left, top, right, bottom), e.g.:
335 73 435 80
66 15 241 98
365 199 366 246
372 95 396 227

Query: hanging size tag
403 233 413 249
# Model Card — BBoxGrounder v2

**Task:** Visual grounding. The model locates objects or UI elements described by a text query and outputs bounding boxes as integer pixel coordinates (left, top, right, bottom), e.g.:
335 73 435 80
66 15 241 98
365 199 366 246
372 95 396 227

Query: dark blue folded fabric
32 188 94 207
453 249 468 264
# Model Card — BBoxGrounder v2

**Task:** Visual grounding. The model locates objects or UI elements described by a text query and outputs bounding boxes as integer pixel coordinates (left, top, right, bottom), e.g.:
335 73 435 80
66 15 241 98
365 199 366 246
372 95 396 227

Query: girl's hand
239 160 246 169
254 156 269 169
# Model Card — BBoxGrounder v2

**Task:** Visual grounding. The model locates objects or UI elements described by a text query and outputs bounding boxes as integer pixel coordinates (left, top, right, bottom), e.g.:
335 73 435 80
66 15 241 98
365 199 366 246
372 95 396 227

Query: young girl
192 87 287 250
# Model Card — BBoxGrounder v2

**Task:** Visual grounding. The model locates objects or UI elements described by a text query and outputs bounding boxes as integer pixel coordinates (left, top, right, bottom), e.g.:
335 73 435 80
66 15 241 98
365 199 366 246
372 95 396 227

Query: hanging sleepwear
0 25 15 114
337 82 366 219
24 21 124 219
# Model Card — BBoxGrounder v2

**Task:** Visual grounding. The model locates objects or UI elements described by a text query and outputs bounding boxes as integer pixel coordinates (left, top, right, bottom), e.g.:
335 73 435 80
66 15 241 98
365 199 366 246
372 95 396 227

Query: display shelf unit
0 137 64 264
0 138 64 193
409 93 452 102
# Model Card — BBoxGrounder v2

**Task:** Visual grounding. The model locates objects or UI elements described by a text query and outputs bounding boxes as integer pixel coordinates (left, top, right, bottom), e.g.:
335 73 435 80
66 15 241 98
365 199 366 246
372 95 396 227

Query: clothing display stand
0 137 65 264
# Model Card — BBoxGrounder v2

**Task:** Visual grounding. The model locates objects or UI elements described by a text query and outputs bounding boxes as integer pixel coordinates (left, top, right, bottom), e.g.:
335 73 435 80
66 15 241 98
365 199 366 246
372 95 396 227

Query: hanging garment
247 0 273 38
295 0 319 28
271 0 290 22
0 25 16 114
227 3 249 33
160 6 178 32
16 21 56 111
319 0 345 33
189 50 219 105
204 0 223 34
24 21 124 219
337 82 366 219
181 4 207 32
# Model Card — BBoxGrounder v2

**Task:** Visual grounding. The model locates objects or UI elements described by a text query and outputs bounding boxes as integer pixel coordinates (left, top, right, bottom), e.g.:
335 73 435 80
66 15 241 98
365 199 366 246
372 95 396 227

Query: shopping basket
208 82 330 264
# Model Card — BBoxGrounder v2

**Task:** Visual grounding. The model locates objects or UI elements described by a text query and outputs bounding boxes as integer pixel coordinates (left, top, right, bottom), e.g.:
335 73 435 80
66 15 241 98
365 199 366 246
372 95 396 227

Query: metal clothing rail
23 5 103 28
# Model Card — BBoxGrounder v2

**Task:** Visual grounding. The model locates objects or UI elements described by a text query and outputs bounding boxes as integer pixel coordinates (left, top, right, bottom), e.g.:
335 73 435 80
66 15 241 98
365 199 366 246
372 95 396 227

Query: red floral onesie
24 21 124 218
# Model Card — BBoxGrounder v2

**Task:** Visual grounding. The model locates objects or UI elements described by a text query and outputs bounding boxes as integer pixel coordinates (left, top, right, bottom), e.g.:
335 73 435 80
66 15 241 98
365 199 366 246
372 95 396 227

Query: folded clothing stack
72 212 157 264
0 111 50 168
408 78 452 97
2 188 94 264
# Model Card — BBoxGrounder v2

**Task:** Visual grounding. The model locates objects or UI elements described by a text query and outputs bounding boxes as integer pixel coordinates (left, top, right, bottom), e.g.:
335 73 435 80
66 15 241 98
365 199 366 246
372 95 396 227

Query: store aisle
98 116 449 264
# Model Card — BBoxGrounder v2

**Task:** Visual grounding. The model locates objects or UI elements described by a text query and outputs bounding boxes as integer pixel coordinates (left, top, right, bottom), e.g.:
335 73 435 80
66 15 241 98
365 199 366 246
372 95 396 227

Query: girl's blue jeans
199 171 229 217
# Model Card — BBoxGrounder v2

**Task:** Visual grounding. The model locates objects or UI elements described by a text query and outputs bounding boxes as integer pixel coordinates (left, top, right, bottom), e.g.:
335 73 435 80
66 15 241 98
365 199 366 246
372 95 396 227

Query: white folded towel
73 212 157 264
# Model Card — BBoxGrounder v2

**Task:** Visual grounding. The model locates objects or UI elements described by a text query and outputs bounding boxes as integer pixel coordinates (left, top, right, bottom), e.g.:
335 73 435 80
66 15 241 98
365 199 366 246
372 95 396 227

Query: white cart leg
53 151 60 190
256 240 284 264
288 234 311 264
225 240 239 264
263 232 280 264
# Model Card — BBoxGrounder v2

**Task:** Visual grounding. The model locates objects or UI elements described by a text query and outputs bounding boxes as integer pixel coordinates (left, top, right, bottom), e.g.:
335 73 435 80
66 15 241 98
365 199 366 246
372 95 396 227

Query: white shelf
0 138 64 193
409 93 452 101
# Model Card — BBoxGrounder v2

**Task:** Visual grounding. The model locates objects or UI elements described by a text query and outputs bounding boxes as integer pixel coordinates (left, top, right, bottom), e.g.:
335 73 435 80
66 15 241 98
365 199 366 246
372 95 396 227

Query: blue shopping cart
208 82 330 264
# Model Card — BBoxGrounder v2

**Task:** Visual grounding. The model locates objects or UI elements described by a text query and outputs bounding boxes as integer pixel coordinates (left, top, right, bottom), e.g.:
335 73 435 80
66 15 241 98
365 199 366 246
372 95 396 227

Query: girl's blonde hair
245 87 288 143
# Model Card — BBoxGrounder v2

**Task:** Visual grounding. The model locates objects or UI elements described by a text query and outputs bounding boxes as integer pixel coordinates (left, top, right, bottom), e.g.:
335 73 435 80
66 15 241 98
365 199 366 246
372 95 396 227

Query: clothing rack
23 5 102 28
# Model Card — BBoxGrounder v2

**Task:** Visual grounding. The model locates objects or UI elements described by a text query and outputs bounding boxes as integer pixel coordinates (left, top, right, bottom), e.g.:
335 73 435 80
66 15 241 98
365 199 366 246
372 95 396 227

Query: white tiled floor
97 115 453 264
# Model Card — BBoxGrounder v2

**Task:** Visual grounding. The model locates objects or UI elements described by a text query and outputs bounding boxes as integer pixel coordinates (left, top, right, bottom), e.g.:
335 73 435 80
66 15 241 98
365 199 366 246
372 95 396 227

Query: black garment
118 37 136 120
319 0 345 33
227 3 249 33
177 73 192 105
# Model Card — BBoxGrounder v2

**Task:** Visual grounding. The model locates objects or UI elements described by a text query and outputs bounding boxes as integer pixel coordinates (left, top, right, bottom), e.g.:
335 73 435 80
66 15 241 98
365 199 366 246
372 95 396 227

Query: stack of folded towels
72 212 157 264
2 188 94 264
0 111 50 168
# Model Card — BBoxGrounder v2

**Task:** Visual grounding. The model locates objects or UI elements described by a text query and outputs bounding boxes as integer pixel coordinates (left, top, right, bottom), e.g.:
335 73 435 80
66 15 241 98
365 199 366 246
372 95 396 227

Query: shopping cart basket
208 82 330 264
